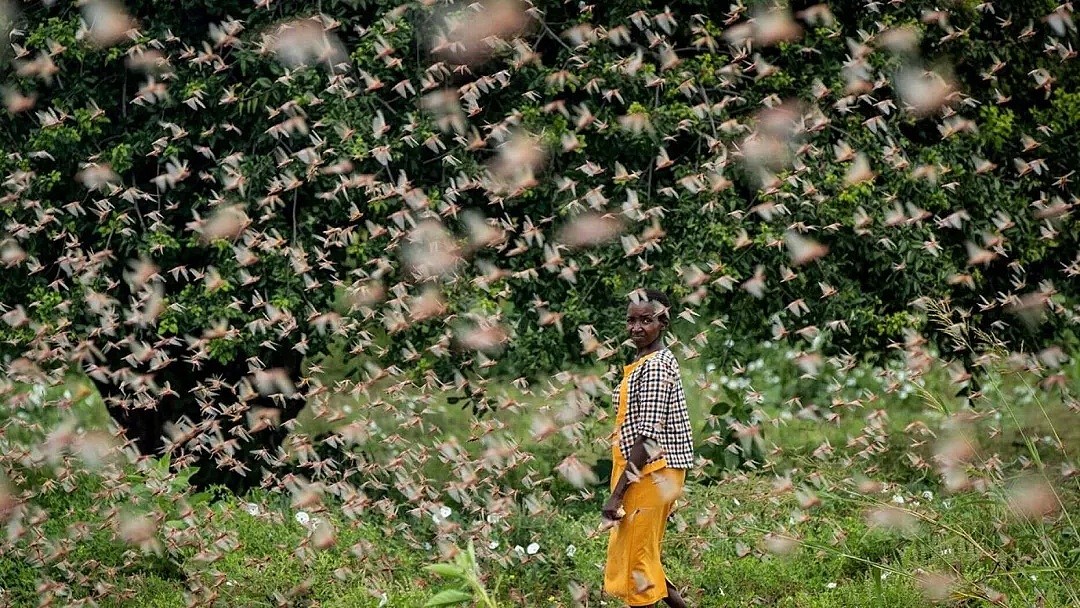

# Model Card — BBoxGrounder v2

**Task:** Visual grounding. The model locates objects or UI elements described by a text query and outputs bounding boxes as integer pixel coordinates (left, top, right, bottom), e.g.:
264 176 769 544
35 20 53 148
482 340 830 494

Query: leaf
423 588 474 607
424 563 467 578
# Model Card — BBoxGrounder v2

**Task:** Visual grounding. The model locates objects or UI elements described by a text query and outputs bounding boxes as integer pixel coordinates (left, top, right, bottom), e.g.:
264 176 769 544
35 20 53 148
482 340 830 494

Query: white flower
732 498 741 506
513 545 525 556
439 505 452 519
880 571 891 580
706 363 716 372
825 582 837 589
424 542 432 550
245 503 260 516
377 592 388 607
922 491 934 501
295 511 310 526
486 513 500 524
565 544 577 557
489 540 500 550
526 542 540 555
891 494 905 505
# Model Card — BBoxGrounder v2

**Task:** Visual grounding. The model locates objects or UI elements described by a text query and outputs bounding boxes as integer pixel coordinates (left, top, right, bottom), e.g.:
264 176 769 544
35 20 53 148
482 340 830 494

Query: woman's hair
631 288 671 324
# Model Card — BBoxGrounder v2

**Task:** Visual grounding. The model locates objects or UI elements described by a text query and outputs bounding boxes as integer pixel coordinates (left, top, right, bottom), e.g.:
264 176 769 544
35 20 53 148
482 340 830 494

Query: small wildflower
295 511 310 526
566 544 577 557
825 582 837 589
439 505 452 519
891 494 905 505
527 542 540 555
514 545 525 556
489 540 500 549
244 502 260 516
922 491 934 501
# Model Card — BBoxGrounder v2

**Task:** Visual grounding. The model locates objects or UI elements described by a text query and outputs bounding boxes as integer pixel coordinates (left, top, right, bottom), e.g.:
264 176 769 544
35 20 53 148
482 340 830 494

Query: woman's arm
611 435 653 498
602 434 656 520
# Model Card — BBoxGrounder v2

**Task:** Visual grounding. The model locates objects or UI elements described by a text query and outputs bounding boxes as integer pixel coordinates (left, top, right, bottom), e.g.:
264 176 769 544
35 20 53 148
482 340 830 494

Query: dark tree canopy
1 0 1078 490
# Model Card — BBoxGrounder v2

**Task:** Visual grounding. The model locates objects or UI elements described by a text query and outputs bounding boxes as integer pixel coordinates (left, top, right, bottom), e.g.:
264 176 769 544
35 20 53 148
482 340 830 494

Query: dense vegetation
1 1 1078 605
2 0 1079 486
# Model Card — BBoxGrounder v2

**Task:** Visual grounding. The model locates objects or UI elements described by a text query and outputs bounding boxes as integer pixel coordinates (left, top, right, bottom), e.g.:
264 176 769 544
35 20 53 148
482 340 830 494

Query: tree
2 0 1078 490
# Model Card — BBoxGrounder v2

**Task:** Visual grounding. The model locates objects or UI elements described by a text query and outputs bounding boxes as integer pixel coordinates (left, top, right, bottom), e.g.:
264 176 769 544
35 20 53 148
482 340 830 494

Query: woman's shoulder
644 347 680 373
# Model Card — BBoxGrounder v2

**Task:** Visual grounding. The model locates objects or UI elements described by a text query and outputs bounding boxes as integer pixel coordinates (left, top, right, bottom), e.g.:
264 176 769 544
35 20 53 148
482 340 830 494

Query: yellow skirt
603 467 686 606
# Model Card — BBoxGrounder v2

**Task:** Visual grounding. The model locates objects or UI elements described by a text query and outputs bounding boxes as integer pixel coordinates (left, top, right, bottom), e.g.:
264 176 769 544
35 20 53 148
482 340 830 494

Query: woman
602 288 695 608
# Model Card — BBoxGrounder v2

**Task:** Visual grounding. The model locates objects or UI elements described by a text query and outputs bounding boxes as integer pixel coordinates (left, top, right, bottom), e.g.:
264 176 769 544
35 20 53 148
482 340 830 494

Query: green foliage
422 541 498 608
1 0 1080 542
0 0 1076 394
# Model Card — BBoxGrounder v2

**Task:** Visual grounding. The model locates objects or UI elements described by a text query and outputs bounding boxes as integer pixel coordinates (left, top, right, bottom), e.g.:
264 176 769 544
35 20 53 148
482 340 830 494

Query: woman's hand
601 494 625 522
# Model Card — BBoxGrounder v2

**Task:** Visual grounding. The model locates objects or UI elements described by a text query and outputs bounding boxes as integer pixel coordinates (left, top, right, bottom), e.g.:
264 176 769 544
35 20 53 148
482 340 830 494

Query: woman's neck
634 339 664 360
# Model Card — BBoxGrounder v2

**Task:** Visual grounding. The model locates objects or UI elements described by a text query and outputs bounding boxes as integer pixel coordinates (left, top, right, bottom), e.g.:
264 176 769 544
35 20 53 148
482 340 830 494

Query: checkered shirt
616 348 695 469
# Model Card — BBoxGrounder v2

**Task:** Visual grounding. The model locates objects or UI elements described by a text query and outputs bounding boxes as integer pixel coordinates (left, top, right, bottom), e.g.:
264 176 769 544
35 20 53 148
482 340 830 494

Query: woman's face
626 301 666 349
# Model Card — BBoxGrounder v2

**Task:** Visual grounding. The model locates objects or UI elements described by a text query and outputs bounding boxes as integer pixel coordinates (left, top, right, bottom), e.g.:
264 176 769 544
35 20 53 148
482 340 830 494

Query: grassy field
1 344 1078 607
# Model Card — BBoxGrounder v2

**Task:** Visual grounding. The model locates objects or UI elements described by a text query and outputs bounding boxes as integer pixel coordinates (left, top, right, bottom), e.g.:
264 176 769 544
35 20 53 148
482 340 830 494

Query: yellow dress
604 351 687 606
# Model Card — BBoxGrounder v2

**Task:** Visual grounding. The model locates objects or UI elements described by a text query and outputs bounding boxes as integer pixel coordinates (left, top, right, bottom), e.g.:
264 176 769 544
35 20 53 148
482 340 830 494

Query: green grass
4 464 1075 607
